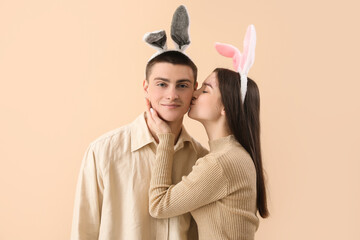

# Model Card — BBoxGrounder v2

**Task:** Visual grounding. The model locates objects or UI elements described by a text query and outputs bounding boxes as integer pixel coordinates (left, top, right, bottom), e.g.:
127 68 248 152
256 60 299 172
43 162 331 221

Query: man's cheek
147 99 153 108
184 93 194 104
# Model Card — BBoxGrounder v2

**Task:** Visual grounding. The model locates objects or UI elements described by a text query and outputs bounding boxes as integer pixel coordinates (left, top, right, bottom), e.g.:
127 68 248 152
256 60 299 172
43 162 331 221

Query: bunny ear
143 30 168 51
214 25 257 104
171 5 190 51
215 42 242 71
239 24 256 76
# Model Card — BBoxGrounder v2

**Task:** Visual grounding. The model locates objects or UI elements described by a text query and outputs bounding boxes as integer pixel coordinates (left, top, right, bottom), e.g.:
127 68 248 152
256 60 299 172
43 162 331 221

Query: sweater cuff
158 133 175 147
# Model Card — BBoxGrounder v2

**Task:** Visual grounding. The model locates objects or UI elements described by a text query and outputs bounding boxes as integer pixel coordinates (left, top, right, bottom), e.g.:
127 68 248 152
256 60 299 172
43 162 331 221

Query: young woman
146 25 269 240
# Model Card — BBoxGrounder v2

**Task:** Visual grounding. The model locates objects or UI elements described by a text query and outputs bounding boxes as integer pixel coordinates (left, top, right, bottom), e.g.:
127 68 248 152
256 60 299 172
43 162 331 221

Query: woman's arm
149 133 229 218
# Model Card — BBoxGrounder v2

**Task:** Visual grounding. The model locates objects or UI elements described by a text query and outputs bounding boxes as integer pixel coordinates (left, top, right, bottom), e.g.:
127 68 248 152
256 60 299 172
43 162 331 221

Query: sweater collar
208 134 237 153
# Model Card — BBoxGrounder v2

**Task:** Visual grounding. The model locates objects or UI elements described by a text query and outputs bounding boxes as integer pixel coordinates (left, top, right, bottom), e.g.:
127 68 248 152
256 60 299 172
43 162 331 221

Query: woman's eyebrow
203 83 213 88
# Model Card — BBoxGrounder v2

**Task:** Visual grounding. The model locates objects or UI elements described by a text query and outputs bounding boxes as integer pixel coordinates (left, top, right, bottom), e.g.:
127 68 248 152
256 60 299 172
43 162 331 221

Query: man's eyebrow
203 83 213 88
153 77 170 82
176 79 192 84
153 78 193 84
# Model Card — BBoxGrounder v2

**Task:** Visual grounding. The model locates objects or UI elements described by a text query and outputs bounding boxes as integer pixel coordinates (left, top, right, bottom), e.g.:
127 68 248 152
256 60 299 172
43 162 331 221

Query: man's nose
166 87 179 100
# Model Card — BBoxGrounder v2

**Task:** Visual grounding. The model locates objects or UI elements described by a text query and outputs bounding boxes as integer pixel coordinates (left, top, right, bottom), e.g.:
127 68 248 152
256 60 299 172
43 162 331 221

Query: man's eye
157 83 166 87
178 84 189 88
202 91 208 93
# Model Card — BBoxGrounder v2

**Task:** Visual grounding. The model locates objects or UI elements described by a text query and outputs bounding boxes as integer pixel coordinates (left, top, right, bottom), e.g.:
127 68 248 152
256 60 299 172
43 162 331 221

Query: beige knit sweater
149 133 259 240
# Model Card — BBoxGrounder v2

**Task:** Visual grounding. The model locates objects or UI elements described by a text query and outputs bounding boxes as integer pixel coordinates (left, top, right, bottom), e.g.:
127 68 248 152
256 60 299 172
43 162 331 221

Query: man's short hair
145 51 198 84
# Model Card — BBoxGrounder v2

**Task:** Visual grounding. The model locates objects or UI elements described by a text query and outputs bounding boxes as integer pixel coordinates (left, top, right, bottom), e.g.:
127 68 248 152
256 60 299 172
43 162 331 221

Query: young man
71 51 208 240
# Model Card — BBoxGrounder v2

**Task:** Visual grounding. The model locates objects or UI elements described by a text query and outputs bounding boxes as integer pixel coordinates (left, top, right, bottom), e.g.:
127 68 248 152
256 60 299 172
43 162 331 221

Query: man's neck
146 114 184 144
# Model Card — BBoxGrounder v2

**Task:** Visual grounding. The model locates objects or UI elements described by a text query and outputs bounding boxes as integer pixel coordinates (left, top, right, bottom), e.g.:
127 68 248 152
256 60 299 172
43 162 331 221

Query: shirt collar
130 112 197 154
130 112 156 152
174 125 197 154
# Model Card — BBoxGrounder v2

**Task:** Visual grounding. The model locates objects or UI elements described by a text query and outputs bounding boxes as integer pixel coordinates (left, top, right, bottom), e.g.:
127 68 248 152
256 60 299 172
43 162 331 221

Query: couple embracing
71 5 268 240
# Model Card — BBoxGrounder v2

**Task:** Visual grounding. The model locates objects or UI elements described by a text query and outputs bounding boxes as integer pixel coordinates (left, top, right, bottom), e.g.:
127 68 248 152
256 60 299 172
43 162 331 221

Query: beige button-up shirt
71 113 208 240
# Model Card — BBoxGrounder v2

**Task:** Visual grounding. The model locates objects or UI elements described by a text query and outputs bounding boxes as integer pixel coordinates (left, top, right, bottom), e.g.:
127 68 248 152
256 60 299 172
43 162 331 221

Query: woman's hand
145 98 171 135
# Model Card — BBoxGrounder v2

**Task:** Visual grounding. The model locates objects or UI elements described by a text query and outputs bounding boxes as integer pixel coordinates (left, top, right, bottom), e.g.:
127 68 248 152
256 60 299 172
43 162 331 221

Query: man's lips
161 103 181 109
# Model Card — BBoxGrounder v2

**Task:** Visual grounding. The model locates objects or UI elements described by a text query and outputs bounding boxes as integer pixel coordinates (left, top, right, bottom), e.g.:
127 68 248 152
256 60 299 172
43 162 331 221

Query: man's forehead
149 63 195 82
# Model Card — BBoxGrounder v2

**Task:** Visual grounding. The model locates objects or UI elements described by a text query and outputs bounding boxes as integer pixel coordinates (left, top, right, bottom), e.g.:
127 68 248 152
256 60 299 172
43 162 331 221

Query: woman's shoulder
217 141 255 172
194 146 255 191
195 144 248 167
216 144 257 191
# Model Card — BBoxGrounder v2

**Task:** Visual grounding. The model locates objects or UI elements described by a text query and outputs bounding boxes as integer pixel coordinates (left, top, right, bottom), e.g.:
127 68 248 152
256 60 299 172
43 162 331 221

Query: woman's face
188 72 224 122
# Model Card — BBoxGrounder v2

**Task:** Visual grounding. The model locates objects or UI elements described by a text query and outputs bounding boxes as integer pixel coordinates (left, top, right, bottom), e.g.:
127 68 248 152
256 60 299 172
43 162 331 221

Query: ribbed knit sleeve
151 133 175 187
149 133 229 219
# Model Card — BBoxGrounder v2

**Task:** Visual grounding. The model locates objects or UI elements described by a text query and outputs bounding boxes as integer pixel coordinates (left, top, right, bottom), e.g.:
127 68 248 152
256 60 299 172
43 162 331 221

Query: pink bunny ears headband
215 24 257 103
143 5 191 61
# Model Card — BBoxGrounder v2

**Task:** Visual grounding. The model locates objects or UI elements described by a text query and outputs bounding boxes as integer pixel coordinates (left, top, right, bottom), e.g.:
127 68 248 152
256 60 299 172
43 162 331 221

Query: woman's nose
193 89 200 99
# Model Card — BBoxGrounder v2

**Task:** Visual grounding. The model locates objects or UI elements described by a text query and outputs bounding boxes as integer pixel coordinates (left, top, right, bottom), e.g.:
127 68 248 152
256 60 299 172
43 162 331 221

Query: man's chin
158 111 185 123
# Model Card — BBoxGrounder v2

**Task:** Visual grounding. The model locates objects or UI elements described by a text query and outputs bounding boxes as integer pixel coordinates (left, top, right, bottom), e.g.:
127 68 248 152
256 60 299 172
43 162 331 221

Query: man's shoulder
88 122 133 151
88 113 149 152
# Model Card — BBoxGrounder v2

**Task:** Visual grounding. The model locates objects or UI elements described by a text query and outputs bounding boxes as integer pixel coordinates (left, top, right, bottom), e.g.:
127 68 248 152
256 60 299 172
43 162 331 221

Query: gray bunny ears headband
143 5 191 60
215 25 257 103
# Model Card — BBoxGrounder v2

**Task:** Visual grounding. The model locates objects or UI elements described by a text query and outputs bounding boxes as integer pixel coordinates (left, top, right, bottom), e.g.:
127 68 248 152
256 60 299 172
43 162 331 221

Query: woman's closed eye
201 85 209 93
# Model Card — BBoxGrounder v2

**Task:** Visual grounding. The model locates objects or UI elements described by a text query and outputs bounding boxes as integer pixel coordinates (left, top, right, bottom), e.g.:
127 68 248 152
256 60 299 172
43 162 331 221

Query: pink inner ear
215 43 236 58
215 42 241 71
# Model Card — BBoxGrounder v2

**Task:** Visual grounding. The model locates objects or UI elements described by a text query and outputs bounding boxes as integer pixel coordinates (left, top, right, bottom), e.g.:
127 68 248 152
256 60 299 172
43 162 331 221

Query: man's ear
194 81 198 90
143 79 149 97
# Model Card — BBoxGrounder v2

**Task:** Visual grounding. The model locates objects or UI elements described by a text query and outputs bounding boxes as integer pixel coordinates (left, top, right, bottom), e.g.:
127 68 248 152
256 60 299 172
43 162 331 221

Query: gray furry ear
143 30 168 51
171 5 190 51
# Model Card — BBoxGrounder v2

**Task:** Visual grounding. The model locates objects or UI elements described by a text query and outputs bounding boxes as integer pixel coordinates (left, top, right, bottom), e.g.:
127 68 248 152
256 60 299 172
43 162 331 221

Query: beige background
1 0 359 239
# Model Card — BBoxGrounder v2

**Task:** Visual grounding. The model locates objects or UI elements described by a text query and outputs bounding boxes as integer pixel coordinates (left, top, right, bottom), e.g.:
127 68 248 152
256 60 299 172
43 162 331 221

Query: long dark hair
215 68 269 218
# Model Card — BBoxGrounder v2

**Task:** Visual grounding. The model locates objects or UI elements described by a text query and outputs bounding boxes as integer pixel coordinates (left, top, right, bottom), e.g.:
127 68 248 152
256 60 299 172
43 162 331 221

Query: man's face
143 62 197 123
